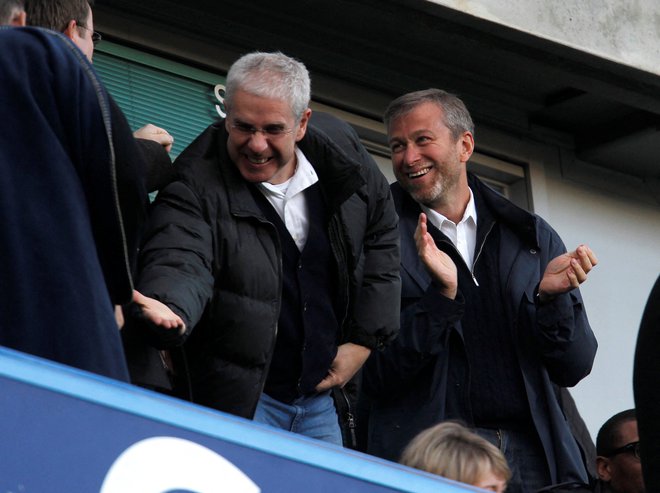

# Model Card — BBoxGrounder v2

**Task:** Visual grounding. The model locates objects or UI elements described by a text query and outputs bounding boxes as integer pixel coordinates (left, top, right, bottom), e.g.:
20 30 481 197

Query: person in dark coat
128 52 401 445
633 275 660 492
363 89 598 492
0 27 140 380
538 409 644 493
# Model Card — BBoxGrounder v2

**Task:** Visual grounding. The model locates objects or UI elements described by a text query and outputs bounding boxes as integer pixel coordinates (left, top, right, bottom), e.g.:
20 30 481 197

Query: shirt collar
259 147 318 198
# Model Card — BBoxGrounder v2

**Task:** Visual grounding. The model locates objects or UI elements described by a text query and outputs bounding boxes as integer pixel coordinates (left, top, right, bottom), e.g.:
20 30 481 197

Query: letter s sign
215 84 226 118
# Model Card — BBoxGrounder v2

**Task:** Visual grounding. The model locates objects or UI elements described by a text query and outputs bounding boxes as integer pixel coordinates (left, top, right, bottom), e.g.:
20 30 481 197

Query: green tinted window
93 42 226 157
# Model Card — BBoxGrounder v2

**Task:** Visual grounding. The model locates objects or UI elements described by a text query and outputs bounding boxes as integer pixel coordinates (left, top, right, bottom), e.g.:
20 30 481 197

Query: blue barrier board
0 347 476 492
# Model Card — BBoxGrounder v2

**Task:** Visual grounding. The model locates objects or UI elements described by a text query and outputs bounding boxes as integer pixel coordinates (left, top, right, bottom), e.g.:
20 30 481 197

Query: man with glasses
595 410 645 493
25 0 98 61
129 52 400 445
24 0 176 193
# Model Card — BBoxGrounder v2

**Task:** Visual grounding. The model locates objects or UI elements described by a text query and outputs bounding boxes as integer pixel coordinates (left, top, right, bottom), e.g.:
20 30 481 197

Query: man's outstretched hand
132 290 186 335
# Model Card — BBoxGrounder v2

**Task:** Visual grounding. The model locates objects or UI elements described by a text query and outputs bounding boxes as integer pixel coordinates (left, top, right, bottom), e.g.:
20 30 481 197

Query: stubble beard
414 159 464 210
407 178 445 209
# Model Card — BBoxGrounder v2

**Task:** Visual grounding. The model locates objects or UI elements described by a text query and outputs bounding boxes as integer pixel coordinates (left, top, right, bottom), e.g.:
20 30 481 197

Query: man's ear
596 456 613 481
63 19 78 41
459 131 474 163
11 11 26 27
295 108 312 142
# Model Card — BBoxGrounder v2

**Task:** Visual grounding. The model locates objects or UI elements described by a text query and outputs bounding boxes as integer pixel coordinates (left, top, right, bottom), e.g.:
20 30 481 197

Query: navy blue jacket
0 28 143 380
364 174 597 484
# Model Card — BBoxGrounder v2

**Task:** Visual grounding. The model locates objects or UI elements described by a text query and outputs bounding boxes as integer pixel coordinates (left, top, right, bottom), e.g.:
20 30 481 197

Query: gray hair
0 0 24 24
384 88 474 140
225 51 311 121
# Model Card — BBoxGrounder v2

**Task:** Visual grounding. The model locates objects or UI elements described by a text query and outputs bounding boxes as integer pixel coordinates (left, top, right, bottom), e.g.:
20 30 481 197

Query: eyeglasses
77 24 102 46
229 122 294 139
605 441 641 460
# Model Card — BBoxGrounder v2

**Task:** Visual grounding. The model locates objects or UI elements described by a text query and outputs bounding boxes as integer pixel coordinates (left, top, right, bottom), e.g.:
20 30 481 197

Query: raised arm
531 227 598 387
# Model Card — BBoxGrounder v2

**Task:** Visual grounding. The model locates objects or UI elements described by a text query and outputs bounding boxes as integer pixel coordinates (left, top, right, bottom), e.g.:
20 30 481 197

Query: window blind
94 43 225 158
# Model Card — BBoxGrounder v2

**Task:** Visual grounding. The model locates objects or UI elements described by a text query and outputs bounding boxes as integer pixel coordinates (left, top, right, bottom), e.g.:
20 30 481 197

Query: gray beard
405 179 445 209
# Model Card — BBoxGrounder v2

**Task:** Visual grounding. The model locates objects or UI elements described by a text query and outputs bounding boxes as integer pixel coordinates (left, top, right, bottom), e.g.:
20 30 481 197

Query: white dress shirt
258 147 318 251
422 187 478 270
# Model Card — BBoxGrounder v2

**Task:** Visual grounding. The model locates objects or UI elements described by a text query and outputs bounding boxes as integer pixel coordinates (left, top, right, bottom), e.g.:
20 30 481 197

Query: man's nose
403 144 421 166
246 131 269 152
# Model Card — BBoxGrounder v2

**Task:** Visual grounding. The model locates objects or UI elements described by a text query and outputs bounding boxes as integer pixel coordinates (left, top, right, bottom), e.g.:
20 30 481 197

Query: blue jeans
254 391 343 446
476 427 551 493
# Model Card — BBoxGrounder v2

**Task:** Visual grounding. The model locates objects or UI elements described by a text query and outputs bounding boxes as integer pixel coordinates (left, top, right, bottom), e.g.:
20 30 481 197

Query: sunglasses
605 441 640 460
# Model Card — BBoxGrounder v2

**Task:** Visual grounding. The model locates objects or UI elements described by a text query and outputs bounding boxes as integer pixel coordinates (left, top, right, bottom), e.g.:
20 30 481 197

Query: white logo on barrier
100 436 260 493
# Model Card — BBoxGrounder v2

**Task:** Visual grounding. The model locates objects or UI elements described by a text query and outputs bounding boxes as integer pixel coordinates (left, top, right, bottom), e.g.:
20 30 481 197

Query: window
94 42 226 157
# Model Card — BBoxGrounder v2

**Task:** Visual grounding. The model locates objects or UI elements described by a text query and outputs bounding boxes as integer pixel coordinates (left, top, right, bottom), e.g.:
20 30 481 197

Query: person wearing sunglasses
596 409 645 493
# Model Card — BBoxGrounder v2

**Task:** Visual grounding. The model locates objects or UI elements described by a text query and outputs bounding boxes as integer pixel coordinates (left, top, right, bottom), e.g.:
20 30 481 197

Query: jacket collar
298 121 365 210
467 173 540 250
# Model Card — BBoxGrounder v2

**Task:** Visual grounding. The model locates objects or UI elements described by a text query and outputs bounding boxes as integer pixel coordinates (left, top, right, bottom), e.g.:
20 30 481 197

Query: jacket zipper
469 221 496 286
340 387 358 448
440 220 496 287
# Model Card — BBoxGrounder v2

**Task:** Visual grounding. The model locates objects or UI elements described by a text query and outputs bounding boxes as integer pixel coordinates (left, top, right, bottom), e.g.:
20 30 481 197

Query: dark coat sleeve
528 223 598 387
136 177 215 348
135 138 176 192
361 186 459 397
363 262 464 397
107 97 148 286
347 158 401 349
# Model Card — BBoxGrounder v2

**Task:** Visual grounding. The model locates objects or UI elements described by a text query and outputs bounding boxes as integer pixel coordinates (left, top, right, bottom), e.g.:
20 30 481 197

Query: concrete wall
431 0 660 77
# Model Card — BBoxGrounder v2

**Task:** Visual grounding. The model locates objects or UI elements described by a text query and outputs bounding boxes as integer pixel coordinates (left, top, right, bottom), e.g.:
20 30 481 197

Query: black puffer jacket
136 113 401 418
